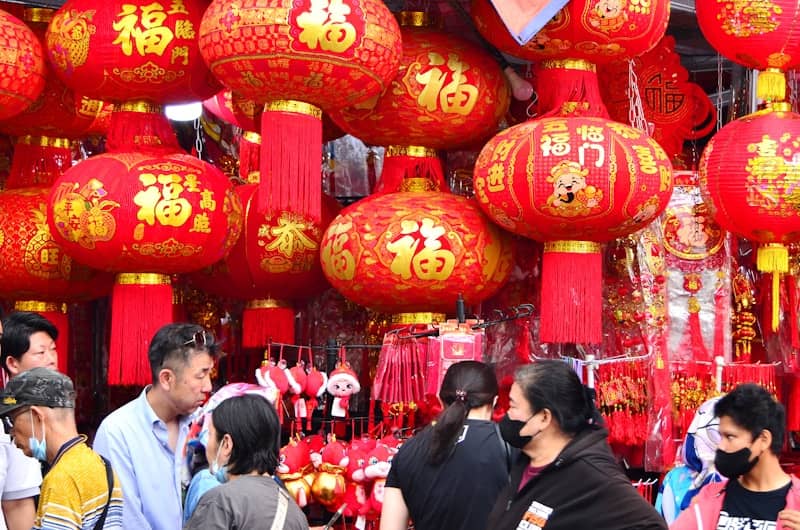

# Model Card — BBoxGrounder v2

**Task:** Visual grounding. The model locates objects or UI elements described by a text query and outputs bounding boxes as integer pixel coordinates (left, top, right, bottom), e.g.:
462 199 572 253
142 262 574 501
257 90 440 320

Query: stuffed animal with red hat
327 361 360 418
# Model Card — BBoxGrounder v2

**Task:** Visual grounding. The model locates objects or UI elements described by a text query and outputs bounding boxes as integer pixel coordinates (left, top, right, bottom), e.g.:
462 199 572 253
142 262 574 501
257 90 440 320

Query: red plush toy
311 439 349 510
342 448 370 523
364 444 396 519
277 439 313 507
327 362 361 418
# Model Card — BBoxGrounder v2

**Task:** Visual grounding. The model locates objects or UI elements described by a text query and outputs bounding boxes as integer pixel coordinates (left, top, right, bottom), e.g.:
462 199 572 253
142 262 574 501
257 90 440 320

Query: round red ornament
0 8 46 120
320 190 513 314
48 151 242 273
471 0 669 64
46 0 220 103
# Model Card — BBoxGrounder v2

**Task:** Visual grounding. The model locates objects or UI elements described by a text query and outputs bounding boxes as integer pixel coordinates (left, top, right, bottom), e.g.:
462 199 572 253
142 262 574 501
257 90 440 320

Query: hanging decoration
0 8 46 120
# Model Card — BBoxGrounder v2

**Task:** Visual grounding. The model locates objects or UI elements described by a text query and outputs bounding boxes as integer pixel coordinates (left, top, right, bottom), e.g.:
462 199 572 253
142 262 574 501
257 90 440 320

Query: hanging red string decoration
0 8 45 120
470 0 669 65
328 11 510 193
199 0 402 222
474 115 672 344
699 103 800 333
596 358 649 446
697 0 800 103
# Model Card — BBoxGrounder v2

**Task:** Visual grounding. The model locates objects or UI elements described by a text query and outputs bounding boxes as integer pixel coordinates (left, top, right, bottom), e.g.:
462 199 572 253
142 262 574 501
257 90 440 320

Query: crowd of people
0 310 799 530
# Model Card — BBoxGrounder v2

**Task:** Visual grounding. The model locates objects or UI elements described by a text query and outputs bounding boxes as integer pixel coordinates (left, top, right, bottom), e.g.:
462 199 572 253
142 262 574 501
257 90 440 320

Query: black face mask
499 413 536 449
714 447 759 479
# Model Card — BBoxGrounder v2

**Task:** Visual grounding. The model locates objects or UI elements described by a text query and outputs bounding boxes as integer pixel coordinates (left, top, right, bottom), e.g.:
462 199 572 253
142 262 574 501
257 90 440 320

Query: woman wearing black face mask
381 361 512 530
489 360 667 530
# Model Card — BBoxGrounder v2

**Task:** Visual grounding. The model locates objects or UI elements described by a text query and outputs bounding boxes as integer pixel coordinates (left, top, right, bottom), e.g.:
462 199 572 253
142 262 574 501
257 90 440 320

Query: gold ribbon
18 135 70 149
386 145 437 158
242 131 262 144
391 312 446 325
768 101 792 112
396 11 431 27
24 7 54 23
544 241 602 254
118 101 163 114
14 301 65 313
539 59 597 73
247 298 291 310
264 100 322 119
116 273 172 286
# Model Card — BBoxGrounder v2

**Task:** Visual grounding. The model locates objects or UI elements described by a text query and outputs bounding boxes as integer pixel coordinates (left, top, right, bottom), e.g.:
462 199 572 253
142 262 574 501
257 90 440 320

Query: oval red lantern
0 187 113 301
46 0 220 103
699 103 800 331
474 115 673 343
0 8 46 120
319 191 513 314
48 152 242 273
329 12 509 150
471 0 669 64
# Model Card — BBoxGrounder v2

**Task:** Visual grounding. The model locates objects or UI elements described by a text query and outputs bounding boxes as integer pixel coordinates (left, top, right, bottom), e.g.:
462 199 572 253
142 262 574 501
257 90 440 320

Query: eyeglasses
183 331 210 349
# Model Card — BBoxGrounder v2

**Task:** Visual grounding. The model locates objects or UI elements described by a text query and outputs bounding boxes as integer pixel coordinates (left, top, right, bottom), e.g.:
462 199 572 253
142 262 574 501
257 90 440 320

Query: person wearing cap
1 312 59 378
92 323 218 530
0 367 123 529
0 314 42 530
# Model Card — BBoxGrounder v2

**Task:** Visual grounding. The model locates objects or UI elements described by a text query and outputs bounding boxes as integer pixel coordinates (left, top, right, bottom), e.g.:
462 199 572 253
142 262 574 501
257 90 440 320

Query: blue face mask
209 441 229 483
29 410 47 462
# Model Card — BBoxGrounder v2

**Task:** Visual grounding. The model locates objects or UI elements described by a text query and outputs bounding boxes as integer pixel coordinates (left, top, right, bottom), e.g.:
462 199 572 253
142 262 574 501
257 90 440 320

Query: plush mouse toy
277 439 313 507
364 444 395 519
327 362 360 418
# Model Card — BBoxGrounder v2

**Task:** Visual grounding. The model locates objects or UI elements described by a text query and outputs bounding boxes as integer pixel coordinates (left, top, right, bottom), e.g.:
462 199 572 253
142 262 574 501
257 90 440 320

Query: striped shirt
34 437 123 530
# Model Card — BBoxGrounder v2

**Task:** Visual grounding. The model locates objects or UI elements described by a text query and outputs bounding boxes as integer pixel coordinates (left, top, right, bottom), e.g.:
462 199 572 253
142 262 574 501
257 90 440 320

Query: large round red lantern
0 8 46 119
46 0 219 103
699 102 800 331
474 116 672 343
471 0 669 64
320 191 513 314
328 12 509 192
697 1 800 102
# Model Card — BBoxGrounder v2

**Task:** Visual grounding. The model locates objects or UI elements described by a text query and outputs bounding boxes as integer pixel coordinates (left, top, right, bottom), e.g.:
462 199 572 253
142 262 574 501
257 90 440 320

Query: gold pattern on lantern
297 0 357 53
732 271 757 361
719 1 781 37
744 132 800 215
587 0 629 33
321 220 356 280
386 218 456 281
133 237 201 257
259 212 319 259
46 9 96 71
51 180 120 249
134 173 193 228
112 3 175 57
24 205 65 280
544 160 603 217
414 52 479 116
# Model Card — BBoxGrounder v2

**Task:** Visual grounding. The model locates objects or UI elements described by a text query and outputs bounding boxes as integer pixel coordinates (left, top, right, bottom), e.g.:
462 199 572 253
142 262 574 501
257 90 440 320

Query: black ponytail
428 361 498 466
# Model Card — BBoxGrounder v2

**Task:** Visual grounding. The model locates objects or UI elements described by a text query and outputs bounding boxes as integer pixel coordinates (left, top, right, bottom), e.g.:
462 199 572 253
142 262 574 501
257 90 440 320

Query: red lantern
474 116 672 343
471 0 669 64
46 0 220 103
0 8 111 138
0 8 46 119
328 11 509 192
320 190 513 314
699 103 800 331
697 1 800 102
199 0 402 224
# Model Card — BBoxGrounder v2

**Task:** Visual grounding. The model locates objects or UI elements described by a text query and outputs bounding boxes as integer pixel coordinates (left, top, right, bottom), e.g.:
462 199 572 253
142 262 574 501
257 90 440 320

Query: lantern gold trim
265 100 322 119
391 312 446 325
386 145 437 158
540 59 597 73
246 298 291 310
19 135 70 149
24 8 54 23
14 301 65 313
118 101 163 114
544 241 602 254
397 11 430 28
243 131 262 144
116 273 172 286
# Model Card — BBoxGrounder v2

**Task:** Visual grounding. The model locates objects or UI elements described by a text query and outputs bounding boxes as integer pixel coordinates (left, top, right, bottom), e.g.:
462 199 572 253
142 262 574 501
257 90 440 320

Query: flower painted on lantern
545 160 603 218
386 218 456 281
112 2 175 57
47 9 97 72
743 134 800 215
134 173 192 227
719 0 781 37
296 0 357 53
50 179 120 249
414 52 479 116
320 219 356 281
588 0 629 33
262 214 319 259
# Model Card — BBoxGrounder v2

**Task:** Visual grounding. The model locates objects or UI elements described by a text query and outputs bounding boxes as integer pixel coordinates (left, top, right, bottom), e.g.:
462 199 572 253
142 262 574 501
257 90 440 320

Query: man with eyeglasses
93 323 218 530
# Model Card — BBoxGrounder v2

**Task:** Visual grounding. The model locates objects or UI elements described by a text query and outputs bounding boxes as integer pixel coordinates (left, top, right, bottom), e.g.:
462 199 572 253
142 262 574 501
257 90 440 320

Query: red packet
425 320 485 396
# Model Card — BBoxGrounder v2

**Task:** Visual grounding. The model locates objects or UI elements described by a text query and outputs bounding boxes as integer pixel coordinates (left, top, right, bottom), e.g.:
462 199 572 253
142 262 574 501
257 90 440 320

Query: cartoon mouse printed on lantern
546 160 603 217
327 361 361 417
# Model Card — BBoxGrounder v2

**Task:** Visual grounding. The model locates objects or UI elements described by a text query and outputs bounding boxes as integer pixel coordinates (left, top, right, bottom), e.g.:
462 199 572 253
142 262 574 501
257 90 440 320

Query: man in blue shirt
93 323 218 530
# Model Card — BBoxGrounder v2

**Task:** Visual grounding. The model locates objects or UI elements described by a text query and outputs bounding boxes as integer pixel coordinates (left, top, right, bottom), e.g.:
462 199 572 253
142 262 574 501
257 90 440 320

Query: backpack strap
93 456 114 530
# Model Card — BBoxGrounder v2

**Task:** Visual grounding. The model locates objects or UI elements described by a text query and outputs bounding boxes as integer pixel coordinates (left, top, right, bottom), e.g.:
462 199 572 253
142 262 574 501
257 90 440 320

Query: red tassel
713 284 728 358
374 146 446 194
172 287 188 323
539 241 603 344
789 275 799 349
678 297 710 361
257 102 323 223
239 131 261 183
109 273 173 386
241 299 295 348
7 136 72 189
535 60 610 118
13 301 70 375
106 102 181 154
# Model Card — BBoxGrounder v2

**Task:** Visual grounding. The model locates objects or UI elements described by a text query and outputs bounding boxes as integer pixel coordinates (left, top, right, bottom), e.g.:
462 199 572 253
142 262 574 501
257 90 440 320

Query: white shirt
0 434 42 530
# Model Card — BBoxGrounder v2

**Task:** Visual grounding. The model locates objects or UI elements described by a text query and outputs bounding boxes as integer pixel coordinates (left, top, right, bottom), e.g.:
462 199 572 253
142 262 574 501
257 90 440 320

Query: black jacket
487 426 667 530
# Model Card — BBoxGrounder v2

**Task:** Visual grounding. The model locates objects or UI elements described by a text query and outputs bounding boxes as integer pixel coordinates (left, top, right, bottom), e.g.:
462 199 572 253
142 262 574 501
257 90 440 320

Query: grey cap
0 367 75 416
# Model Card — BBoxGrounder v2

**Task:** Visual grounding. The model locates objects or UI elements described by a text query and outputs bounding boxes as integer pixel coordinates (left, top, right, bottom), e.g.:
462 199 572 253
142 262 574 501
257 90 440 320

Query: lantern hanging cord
627 60 649 134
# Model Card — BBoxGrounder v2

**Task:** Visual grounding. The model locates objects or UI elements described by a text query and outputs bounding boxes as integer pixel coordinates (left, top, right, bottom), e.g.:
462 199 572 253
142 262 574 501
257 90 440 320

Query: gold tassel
757 69 786 103
757 243 789 331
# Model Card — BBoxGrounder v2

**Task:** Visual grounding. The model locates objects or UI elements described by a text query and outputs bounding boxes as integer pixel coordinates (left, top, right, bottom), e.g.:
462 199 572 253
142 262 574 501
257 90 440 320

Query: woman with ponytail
488 360 667 529
380 361 511 530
